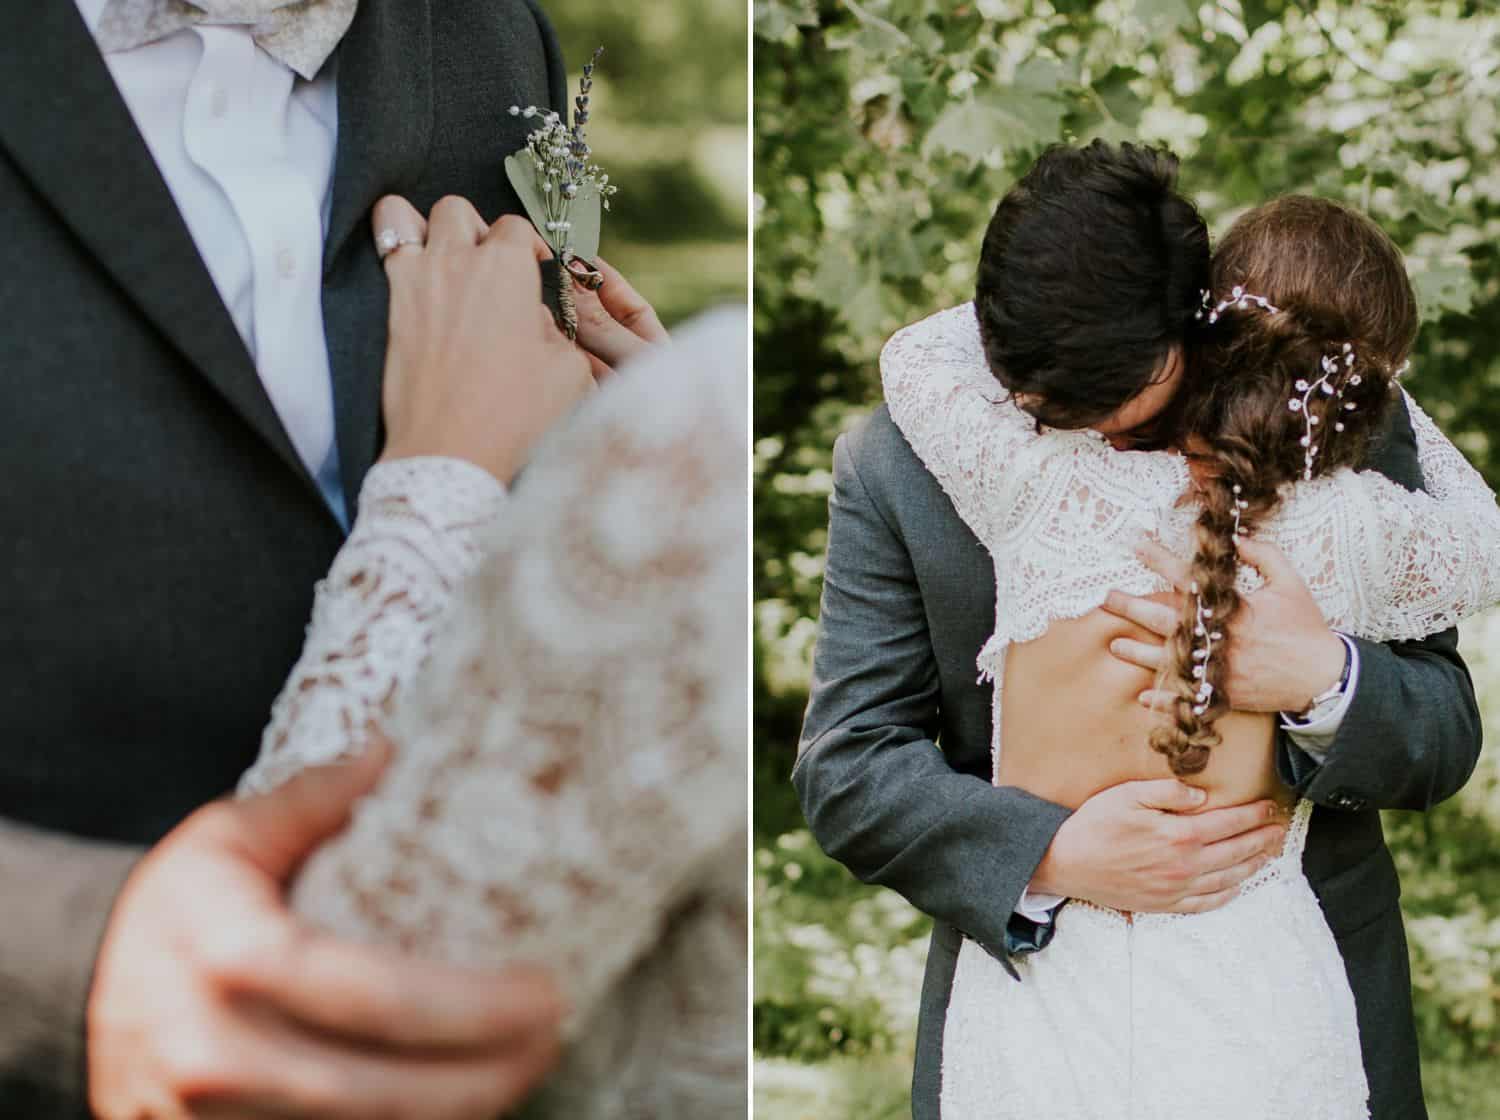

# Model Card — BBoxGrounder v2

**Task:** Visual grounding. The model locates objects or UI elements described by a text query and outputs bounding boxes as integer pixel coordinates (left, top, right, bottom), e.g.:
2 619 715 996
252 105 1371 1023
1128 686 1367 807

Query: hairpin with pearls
1188 581 1224 716
1230 483 1248 538
1196 286 1281 324
1289 343 1361 480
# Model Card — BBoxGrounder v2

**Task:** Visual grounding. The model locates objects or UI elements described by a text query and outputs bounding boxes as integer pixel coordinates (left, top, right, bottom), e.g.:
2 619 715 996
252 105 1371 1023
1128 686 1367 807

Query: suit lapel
324 0 435 275
322 0 434 516
0 2 318 497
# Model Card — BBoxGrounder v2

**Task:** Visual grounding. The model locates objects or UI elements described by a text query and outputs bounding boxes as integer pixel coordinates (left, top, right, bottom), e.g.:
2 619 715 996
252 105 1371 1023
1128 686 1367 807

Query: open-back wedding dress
880 303 1500 1120
237 310 748 1118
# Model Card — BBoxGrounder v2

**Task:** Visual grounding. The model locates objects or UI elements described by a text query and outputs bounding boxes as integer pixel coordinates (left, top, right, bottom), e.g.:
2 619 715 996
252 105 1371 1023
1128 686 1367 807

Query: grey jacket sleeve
0 820 142 1117
1280 628 1480 811
792 429 1071 962
1278 390 1483 810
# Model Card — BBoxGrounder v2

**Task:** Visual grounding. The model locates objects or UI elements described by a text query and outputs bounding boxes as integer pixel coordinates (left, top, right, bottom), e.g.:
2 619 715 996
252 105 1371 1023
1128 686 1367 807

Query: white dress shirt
77 0 348 525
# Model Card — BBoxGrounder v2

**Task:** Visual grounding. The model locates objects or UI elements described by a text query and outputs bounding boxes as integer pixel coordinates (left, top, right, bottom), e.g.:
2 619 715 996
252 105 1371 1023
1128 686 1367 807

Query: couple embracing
797 140 1499 1118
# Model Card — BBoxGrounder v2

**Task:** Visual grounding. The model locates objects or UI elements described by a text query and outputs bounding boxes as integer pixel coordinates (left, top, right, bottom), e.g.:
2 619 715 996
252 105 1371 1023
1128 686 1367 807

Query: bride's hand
570 255 670 378
373 196 595 485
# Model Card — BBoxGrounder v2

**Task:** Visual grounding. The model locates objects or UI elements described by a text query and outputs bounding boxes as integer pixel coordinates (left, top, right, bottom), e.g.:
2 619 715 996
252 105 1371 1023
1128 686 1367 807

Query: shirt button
276 246 297 279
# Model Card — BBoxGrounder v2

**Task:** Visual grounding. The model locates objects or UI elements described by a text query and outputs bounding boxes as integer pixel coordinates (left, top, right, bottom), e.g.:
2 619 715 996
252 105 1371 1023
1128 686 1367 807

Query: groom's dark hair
974 140 1210 431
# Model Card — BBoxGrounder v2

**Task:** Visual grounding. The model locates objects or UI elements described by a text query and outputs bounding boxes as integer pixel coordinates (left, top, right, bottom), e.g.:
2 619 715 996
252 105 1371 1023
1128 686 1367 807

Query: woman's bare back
997 592 1295 813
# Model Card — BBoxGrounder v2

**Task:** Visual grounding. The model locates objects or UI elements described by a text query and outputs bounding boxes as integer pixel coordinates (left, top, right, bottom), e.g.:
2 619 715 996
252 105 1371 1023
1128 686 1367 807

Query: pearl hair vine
1188 581 1224 717
1230 483 1248 538
1196 285 1281 324
1289 343 1360 481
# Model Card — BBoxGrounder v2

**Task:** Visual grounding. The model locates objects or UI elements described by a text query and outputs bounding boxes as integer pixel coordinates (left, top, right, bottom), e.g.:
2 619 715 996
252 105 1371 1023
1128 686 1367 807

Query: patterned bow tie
95 0 358 80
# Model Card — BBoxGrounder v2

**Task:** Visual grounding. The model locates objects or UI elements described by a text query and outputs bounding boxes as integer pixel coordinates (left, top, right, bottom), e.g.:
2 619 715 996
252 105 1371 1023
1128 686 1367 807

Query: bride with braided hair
880 191 1500 1118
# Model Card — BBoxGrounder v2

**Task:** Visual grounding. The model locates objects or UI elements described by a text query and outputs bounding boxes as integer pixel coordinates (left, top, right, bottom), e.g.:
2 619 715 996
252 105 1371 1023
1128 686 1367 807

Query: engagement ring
375 228 423 259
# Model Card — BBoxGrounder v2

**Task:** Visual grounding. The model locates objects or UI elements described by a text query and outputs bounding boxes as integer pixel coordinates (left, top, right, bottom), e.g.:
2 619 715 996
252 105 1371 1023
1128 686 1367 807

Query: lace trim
239 457 507 797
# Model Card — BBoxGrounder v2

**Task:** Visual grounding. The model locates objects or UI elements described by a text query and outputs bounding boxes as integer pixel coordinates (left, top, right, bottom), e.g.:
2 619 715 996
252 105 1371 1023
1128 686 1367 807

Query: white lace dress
881 303 1500 1120
237 310 748 1118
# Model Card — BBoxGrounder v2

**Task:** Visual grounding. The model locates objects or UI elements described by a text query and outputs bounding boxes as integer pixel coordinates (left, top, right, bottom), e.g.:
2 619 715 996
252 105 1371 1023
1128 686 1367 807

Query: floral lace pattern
241 457 507 797
238 312 749 1118
882 303 1500 1118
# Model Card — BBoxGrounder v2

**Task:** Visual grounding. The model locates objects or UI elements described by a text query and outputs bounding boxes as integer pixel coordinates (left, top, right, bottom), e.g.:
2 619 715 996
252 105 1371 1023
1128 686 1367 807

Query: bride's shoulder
879 302 992 394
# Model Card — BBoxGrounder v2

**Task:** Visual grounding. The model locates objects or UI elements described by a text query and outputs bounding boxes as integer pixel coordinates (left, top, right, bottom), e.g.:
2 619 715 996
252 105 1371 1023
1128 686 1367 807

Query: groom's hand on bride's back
1105 537 1347 715
87 741 563 1120
1030 779 1288 914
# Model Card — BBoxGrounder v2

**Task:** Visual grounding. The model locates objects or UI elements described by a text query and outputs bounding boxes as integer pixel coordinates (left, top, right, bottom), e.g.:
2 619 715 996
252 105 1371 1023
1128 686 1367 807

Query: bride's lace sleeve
1259 387 1500 640
239 457 506 795
279 311 748 1117
1345 388 1500 637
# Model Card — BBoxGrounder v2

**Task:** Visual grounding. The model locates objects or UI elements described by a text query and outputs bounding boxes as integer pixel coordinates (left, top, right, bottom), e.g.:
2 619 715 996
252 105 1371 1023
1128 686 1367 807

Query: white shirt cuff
1015 886 1065 924
1278 633 1360 762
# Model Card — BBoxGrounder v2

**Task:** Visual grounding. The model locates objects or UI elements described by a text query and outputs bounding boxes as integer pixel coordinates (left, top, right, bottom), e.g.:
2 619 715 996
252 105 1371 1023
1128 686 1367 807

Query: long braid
1149 446 1279 776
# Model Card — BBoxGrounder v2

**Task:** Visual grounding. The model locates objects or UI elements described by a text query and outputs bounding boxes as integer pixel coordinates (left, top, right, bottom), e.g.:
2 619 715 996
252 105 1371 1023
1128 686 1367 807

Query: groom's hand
87 742 563 1120
1030 779 1288 913
1104 537 1346 714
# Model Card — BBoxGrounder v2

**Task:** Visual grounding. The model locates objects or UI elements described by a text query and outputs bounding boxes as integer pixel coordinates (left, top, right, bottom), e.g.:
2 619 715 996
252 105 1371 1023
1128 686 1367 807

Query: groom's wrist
1286 631 1354 721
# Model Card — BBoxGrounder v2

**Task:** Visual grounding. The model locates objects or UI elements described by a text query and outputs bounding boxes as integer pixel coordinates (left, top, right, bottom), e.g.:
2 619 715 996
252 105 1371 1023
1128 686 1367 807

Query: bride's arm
880 305 1043 536
238 458 506 794
288 311 748 1034
242 205 602 792
881 304 1190 572
1321 388 1500 640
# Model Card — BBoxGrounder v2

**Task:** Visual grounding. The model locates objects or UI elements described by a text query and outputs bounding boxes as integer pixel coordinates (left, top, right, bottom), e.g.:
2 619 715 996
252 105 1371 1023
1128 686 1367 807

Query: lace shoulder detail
882 303 1194 646
1273 387 1500 640
240 457 506 795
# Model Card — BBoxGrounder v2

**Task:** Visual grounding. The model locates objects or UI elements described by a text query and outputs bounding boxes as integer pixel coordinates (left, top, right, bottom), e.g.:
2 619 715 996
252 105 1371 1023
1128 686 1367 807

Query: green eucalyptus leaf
505 151 561 253
1091 66 1146 128
566 189 604 262
504 150 604 261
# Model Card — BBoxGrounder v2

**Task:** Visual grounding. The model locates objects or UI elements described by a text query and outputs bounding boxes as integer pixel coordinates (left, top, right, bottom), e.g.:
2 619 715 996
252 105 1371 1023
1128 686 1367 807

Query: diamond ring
375 228 424 259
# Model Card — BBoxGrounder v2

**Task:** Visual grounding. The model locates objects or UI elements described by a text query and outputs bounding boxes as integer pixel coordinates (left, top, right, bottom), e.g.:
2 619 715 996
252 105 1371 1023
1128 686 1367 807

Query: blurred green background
753 1 1500 1116
546 0 746 326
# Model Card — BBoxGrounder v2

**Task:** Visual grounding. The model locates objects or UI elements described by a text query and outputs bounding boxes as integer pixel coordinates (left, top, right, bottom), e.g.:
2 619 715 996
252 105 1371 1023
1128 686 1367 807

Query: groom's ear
539 256 564 319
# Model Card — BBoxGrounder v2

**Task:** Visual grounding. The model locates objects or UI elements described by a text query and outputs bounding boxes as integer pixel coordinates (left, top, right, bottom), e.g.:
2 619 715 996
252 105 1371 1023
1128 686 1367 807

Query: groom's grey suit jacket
796 397 1482 1120
0 3 567 1113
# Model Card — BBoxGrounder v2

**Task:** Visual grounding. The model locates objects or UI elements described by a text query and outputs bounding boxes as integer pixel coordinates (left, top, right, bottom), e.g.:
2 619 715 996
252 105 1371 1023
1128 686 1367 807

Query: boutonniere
506 47 619 340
